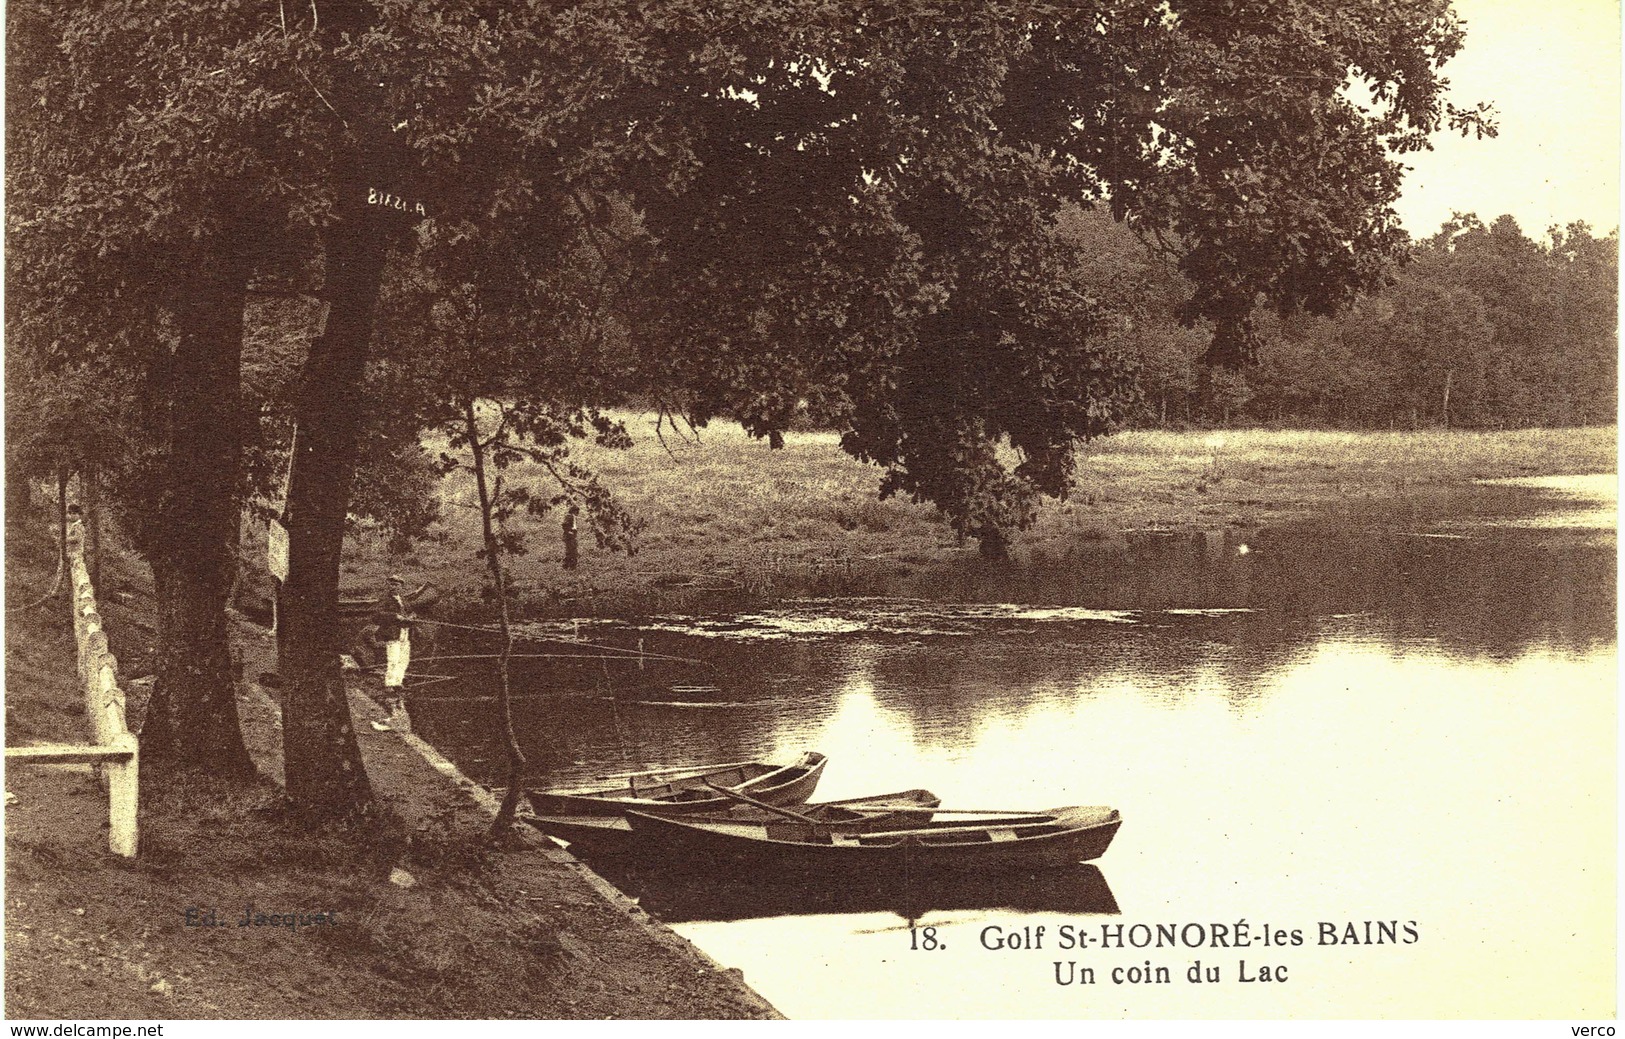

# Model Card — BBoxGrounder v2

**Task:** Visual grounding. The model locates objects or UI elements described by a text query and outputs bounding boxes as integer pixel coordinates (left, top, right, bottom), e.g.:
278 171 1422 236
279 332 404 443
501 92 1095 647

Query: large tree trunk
276 0 399 816
141 253 255 776
277 209 390 820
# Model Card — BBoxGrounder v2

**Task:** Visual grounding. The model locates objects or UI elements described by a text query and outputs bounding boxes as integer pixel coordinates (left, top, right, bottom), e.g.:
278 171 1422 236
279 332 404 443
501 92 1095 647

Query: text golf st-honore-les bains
969 919 1419 987
979 919 1420 952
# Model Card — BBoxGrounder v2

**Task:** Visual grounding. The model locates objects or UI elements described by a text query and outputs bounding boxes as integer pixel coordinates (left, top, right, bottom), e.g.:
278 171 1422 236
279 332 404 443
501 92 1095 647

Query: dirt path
3 521 780 1020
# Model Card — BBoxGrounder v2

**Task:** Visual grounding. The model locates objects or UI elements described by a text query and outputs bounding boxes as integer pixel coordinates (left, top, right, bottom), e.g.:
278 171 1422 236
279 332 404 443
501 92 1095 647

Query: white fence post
63 514 139 856
106 732 140 857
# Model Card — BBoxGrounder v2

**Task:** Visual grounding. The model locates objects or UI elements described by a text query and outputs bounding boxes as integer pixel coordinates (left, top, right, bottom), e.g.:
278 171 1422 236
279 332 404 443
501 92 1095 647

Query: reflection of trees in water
412 523 1612 784
840 622 1309 743
414 690 816 787
1247 530 1614 659
943 524 1611 658
905 527 1259 611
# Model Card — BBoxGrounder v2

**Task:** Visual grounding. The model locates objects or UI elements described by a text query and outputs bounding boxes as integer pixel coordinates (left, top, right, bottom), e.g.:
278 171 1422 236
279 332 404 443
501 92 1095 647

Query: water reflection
410 512 1613 787
583 857 1120 925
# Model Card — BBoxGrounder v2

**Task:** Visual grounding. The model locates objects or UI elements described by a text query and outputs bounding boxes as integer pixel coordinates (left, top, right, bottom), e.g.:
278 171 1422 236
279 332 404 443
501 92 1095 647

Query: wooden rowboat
525 752 828 817
623 804 1122 872
528 788 941 858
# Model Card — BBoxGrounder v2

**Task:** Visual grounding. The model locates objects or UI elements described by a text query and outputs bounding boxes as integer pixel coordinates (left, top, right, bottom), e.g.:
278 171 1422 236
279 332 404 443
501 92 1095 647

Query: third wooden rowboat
525 752 827 817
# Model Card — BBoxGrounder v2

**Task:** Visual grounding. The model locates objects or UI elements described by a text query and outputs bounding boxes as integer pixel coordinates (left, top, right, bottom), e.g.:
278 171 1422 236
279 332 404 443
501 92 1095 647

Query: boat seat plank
848 819 1060 841
989 828 1020 842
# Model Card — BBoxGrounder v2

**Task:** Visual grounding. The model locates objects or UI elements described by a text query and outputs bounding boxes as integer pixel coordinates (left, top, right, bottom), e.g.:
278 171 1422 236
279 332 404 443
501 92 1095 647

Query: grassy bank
336 422 1617 615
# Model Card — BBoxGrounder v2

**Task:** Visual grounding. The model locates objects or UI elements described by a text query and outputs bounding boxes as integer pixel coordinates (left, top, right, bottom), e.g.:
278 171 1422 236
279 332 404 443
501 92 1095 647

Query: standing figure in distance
562 505 580 571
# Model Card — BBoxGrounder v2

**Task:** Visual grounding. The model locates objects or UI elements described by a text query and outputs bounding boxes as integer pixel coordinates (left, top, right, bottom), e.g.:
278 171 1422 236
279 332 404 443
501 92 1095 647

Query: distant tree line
1066 209 1618 429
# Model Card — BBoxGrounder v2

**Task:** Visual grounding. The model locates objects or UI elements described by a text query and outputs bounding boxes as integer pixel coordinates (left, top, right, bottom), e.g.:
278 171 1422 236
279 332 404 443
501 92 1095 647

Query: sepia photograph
3 0 1617 1025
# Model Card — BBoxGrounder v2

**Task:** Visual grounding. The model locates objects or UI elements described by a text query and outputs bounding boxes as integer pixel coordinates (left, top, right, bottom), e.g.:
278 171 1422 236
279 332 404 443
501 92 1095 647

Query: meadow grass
344 420 1616 611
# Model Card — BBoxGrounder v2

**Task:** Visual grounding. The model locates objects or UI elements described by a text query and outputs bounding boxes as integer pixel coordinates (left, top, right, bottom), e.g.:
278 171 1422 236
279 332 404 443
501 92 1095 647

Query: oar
901 807 1054 817
701 780 822 825
830 806 1050 818
631 763 758 796
841 819 1055 840
604 760 756 781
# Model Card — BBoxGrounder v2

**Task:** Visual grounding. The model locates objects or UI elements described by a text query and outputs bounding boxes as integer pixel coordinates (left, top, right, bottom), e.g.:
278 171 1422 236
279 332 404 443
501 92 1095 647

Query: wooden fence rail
5 516 139 856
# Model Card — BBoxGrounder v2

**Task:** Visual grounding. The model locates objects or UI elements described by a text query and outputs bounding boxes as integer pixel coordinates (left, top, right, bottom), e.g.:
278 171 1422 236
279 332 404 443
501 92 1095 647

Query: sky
1390 0 1621 240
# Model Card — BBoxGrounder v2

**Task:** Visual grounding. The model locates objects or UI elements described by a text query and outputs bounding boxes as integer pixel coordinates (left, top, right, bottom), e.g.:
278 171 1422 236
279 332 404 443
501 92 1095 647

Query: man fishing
375 573 428 719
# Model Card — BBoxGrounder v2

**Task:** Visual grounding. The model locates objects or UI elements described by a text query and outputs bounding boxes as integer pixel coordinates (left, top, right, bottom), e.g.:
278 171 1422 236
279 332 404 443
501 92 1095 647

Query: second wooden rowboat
623 804 1122 872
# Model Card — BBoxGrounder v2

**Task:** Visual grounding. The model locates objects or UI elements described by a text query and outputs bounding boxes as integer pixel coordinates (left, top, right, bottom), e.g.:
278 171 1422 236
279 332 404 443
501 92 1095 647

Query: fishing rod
416 616 605 646
414 616 712 667
411 651 711 665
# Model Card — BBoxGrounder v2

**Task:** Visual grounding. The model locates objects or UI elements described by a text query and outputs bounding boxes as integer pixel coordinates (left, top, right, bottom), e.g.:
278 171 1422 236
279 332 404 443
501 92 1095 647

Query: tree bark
84 464 101 591
141 252 255 776
7 461 34 517
977 522 1011 562
56 470 69 571
275 0 406 821
277 208 389 821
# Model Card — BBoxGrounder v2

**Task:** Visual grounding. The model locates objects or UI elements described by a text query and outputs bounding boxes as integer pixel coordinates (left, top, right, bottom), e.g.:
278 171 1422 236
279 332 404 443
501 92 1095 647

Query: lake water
409 476 1616 1019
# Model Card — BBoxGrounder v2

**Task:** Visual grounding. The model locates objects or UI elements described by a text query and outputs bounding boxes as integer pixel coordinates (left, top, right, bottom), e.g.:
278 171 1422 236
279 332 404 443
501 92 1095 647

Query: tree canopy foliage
9 0 1497 531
